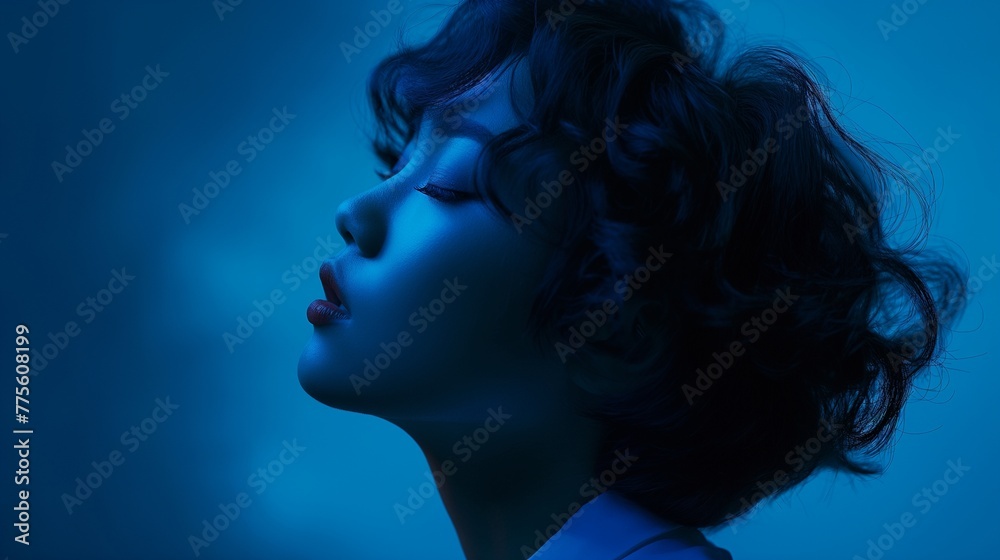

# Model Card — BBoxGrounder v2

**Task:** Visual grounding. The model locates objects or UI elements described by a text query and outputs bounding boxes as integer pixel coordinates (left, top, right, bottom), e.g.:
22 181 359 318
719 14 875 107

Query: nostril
334 202 355 246
333 191 387 258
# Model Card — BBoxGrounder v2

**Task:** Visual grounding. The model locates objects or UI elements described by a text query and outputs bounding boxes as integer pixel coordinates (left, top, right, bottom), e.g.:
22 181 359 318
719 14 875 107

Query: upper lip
319 261 349 312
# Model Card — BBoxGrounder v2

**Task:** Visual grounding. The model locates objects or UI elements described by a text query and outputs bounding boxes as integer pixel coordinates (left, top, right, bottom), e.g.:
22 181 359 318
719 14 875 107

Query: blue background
0 1 996 559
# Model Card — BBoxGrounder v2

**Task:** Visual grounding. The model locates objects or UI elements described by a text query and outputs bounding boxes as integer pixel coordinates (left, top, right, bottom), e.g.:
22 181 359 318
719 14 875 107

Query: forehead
420 60 533 139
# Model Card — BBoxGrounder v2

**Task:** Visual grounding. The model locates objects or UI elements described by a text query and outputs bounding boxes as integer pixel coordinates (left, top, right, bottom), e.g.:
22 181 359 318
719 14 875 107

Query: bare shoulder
620 530 735 560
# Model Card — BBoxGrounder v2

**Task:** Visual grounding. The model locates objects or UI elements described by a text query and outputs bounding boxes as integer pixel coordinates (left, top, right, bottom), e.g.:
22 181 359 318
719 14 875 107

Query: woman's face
298 66 561 423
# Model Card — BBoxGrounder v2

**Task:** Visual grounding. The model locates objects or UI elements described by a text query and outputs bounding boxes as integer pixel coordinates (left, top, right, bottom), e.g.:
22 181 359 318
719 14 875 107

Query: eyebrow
423 109 495 144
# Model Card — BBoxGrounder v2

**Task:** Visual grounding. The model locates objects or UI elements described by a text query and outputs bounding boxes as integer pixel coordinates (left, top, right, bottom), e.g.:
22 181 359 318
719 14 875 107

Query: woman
298 1 965 558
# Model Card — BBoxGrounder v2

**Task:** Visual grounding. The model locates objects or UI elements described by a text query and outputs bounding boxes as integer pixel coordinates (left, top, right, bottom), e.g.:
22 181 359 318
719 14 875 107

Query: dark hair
366 0 966 527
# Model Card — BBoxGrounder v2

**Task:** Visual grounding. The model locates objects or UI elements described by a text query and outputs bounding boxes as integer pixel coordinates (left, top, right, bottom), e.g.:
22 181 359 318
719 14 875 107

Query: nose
334 188 389 258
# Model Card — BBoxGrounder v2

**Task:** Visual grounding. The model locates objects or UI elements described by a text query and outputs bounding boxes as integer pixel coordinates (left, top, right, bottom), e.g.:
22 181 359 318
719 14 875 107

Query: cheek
370 201 548 362
378 197 548 331
299 199 552 410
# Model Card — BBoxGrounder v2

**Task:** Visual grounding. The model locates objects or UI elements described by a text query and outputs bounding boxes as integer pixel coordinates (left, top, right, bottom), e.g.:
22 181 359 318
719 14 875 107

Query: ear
565 297 666 397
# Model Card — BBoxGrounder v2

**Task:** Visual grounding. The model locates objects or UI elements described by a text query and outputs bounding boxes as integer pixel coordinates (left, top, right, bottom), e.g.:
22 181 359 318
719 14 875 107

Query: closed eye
415 182 478 203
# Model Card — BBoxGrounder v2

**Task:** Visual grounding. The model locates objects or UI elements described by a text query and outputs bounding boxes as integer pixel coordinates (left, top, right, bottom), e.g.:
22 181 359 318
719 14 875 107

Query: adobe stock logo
61 397 179 515
510 116 630 233
554 246 672 362
187 439 306 557
30 268 136 374
520 449 639 559
351 277 468 394
223 235 341 353
877 0 931 41
212 0 243 21
7 0 71 54
852 458 970 560
179 106 296 224
723 419 842 533
717 104 811 202
339 1 405 63
50 65 169 183
681 287 798 404
393 407 511 524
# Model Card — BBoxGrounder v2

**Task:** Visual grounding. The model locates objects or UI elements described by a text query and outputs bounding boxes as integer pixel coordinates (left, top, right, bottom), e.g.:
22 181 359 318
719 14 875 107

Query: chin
297 339 357 410
296 336 411 416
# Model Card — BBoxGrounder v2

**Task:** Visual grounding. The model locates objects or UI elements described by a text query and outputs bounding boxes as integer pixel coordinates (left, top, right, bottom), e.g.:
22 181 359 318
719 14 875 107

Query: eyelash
375 160 477 203
414 182 477 203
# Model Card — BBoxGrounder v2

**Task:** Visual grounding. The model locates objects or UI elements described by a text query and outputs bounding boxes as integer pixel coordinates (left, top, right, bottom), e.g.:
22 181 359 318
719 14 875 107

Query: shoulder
621 527 734 560
526 491 733 560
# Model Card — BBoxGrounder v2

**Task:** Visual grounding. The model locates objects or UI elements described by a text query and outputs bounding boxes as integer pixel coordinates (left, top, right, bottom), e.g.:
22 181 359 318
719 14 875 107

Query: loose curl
366 0 966 527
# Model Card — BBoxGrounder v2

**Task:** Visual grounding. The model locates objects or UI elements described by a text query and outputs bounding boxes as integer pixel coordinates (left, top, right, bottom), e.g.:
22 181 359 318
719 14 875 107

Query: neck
398 407 604 560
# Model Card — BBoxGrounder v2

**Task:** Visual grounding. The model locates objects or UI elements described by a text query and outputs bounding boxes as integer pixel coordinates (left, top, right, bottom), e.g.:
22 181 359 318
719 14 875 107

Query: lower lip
307 299 351 326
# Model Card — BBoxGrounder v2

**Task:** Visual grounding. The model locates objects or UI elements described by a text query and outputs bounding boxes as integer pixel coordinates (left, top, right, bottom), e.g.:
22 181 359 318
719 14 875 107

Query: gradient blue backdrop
1 1 996 559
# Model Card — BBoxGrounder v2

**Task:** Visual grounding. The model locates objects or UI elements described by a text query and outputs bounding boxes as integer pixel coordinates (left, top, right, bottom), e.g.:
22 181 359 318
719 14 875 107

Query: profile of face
294 3 966 558
297 65 569 429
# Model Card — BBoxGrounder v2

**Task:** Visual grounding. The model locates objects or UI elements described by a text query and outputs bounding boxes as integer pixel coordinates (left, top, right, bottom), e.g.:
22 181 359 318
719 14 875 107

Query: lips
320 262 348 310
307 262 351 326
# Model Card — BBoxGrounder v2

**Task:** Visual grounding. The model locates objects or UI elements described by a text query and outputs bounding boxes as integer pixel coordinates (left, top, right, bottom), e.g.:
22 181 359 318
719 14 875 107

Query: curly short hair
366 0 966 527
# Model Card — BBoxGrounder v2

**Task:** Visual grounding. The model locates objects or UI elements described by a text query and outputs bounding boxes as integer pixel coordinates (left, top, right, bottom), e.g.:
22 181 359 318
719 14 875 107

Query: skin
298 63 612 559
